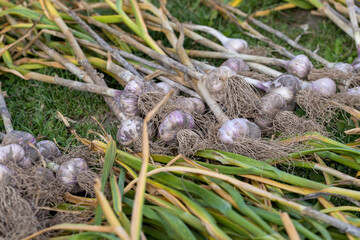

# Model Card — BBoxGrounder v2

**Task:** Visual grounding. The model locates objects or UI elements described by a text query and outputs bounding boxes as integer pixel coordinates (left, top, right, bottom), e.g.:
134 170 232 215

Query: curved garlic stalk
183 24 248 53
217 119 261 144
158 110 195 142
116 116 143 146
255 87 295 129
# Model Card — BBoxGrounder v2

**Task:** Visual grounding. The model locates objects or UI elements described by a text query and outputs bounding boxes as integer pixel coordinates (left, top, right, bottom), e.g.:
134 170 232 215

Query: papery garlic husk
301 78 336 97
0 164 12 187
35 167 56 182
117 116 143 146
352 57 360 73
267 74 301 93
224 39 248 53
36 140 61 160
1 131 36 150
286 55 313 79
333 62 354 73
18 156 32 169
174 97 205 114
218 118 261 144
220 58 250 74
120 92 139 117
347 87 360 96
158 110 195 142
0 144 25 164
204 66 236 101
124 78 146 96
155 82 179 95
57 158 88 192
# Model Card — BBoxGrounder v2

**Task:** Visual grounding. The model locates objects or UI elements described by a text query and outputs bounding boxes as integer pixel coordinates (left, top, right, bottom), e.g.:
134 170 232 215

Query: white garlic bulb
0 144 25 164
204 66 236 101
119 93 139 116
174 97 205 115
267 74 302 93
158 110 195 142
57 158 88 192
217 118 261 144
221 58 250 74
1 130 36 150
155 82 179 95
286 55 313 79
333 62 354 73
347 87 360 96
223 38 248 53
116 116 143 146
301 78 336 97
124 78 146 96
36 140 61 160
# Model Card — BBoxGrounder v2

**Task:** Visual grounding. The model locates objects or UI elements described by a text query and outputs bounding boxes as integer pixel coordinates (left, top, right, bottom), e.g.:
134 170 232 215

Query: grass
0 0 357 147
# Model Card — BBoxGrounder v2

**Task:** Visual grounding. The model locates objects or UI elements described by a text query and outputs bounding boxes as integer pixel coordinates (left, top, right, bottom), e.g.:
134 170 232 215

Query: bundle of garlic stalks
0 0 360 239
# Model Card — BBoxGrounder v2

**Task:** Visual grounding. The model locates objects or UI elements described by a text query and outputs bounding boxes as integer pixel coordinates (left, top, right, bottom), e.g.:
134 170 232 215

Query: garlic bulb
301 78 336 97
286 55 313 79
1 131 36 150
158 110 195 142
57 158 88 192
204 66 236 101
155 82 179 95
35 167 56 182
333 62 354 73
124 78 146 96
174 97 205 115
119 93 139 117
220 58 250 74
217 118 261 144
347 87 360 95
352 58 360 73
36 140 61 160
223 38 248 53
0 164 12 187
267 74 302 93
18 156 32 169
0 144 25 164
116 116 143 146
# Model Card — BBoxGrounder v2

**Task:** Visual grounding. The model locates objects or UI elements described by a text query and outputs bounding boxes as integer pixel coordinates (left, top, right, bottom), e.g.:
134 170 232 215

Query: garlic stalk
347 0 360 72
183 24 248 53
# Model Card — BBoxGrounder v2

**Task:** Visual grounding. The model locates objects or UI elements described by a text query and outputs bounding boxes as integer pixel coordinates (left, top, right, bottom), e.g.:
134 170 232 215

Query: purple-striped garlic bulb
218 119 261 144
266 74 302 93
286 55 313 79
124 78 146 96
0 144 25 164
116 116 143 146
56 158 88 192
119 93 139 117
300 78 336 97
158 110 195 142
36 140 61 160
333 62 354 73
221 58 250 74
204 66 236 101
174 97 205 115
0 164 12 187
1 130 36 150
255 87 295 129
35 167 56 182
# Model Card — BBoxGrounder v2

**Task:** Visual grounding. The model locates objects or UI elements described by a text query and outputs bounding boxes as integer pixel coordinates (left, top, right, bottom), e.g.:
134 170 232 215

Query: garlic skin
119 93 139 117
223 38 248 53
352 58 360 73
124 78 146 96
221 58 250 74
35 167 56 182
267 74 301 93
301 78 336 97
36 140 61 160
217 119 261 144
175 97 205 115
18 156 32 169
0 164 12 187
158 110 195 142
1 131 36 150
57 158 88 192
286 55 313 79
117 116 143 146
346 87 360 96
333 62 354 73
204 66 236 101
155 82 179 95
0 144 25 164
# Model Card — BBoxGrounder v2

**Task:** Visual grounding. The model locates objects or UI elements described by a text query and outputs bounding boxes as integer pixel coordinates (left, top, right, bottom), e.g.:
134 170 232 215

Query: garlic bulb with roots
124 78 146 96
116 116 143 146
220 58 250 74
36 140 61 160
56 158 88 192
35 167 56 182
333 62 354 73
352 57 360 73
218 119 261 144
155 82 179 95
300 78 337 97
346 87 360 96
119 93 139 117
158 110 195 142
0 144 25 164
285 55 313 79
204 66 236 101
174 97 205 115
0 164 12 187
1 130 36 150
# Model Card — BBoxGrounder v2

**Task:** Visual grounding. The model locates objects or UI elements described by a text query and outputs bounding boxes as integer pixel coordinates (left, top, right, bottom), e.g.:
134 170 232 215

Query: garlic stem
0 88 13 134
